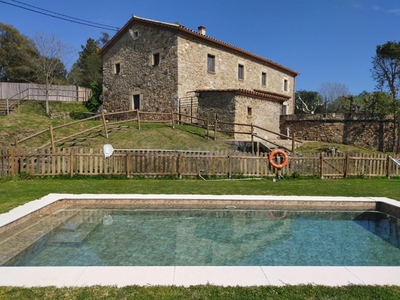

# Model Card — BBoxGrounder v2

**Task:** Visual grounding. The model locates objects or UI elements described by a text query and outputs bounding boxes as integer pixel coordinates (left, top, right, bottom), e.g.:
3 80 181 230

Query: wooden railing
0 149 398 179
13 110 300 152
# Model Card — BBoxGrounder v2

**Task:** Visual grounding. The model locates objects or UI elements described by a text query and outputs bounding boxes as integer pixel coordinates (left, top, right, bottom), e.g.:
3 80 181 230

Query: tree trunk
45 80 50 115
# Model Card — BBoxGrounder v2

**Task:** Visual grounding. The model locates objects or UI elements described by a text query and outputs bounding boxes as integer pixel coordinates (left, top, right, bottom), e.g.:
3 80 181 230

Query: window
261 72 266 86
153 53 160 66
114 63 121 75
281 105 287 115
283 79 288 91
247 107 252 116
207 54 215 72
133 94 140 110
129 29 140 40
238 64 244 79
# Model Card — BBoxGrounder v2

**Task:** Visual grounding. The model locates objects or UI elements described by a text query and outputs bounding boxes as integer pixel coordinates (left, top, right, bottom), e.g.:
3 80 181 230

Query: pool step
48 212 103 247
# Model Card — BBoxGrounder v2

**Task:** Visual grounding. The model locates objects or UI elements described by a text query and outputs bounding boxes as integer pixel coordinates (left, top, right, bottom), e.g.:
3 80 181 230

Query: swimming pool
1 194 400 286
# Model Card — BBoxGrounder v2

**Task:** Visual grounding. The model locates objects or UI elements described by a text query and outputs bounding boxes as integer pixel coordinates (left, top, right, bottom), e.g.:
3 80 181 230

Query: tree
68 34 108 112
295 90 324 114
371 41 400 102
371 41 400 152
318 82 350 112
31 32 72 115
0 23 38 82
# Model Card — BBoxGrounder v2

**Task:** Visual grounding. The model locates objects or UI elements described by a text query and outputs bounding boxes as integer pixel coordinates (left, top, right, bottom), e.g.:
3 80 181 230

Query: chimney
198 25 206 35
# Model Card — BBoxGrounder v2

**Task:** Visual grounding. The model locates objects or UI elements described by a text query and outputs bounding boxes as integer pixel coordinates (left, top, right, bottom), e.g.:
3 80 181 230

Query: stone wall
198 91 282 140
102 19 297 117
102 23 179 113
176 35 296 114
234 95 281 140
280 113 397 152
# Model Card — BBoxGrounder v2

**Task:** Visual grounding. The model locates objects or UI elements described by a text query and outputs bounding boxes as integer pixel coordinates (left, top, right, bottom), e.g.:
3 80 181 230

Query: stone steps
48 211 103 247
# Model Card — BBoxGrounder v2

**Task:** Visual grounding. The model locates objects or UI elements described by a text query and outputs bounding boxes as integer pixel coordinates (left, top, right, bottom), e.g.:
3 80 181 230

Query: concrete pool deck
1 194 400 287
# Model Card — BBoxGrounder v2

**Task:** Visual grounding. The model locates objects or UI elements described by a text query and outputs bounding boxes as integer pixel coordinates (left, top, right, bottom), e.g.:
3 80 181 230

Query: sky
1 0 399 95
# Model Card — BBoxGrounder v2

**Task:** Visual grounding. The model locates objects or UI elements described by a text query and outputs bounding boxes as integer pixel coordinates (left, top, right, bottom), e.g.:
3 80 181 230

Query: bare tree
295 90 324 114
318 82 350 112
31 32 73 115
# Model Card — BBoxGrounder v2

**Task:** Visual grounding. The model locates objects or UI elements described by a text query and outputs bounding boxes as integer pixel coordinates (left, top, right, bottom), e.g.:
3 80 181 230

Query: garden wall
280 113 397 152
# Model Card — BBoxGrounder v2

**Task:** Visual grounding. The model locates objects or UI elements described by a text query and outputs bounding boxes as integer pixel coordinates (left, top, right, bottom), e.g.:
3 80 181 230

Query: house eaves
196 89 291 103
100 15 299 77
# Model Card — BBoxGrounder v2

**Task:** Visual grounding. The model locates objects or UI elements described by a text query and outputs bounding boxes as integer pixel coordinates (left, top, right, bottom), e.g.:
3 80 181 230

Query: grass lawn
1 176 400 214
1 177 400 299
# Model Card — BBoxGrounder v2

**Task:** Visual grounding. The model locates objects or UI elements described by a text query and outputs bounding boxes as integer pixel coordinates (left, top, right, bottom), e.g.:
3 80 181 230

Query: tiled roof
100 15 299 76
196 89 291 102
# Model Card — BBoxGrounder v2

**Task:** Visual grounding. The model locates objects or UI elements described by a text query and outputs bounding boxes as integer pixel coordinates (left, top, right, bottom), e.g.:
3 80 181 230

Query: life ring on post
269 149 289 169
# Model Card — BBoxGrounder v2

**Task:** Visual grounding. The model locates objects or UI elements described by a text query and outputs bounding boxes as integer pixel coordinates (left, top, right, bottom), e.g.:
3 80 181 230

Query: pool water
8 209 400 266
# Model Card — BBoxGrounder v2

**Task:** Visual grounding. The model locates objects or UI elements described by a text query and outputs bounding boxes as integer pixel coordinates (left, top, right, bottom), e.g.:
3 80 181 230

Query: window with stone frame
247 106 252 116
261 72 267 86
238 64 244 79
153 53 160 66
114 63 121 75
283 79 288 91
207 54 215 73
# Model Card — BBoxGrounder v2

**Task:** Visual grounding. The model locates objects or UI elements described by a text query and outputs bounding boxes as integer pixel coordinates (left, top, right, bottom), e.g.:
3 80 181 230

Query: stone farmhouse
100 15 299 142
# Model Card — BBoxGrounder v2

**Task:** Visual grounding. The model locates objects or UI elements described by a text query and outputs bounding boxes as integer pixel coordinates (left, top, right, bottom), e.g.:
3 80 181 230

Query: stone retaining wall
280 113 397 152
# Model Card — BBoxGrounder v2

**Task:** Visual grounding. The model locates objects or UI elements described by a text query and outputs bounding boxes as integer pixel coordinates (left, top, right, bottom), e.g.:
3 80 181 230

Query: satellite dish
103 144 114 158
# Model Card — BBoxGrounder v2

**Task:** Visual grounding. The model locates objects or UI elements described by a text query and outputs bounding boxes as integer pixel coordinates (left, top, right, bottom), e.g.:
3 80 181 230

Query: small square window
133 30 139 39
153 53 160 66
207 54 215 72
283 79 288 91
114 63 121 75
261 72 266 86
247 107 252 116
238 64 244 79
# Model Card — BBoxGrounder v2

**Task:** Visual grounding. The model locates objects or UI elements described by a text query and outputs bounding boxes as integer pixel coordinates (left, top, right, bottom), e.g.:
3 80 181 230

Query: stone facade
100 16 298 138
197 90 282 140
280 113 397 152
102 22 179 113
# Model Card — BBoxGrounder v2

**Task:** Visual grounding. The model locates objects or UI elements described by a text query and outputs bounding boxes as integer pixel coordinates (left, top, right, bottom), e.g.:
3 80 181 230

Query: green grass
1 285 400 300
0 101 234 150
1 177 400 214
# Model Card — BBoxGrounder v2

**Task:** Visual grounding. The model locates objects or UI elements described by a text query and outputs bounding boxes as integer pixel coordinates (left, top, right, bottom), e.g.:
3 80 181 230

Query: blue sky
1 0 399 95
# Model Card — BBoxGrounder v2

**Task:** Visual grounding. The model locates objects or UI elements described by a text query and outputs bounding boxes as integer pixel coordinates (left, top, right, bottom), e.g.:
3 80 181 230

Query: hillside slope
0 101 379 154
0 101 235 151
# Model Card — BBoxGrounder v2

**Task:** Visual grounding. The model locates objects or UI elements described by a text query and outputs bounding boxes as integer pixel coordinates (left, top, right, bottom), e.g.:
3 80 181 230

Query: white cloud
372 5 400 16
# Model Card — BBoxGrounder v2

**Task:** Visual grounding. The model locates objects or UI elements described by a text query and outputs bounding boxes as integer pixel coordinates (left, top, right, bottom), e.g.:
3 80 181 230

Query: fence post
177 153 182 179
171 111 175 129
70 149 74 177
291 133 296 154
206 119 210 140
14 137 18 149
387 155 391 178
49 125 55 152
214 118 218 140
10 148 15 175
344 153 348 178
228 155 232 179
126 152 130 177
102 112 108 138
251 123 254 154
137 111 141 130
320 152 324 179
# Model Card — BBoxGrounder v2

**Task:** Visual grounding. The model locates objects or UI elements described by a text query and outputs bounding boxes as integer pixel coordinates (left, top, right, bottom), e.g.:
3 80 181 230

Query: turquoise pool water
8 209 400 266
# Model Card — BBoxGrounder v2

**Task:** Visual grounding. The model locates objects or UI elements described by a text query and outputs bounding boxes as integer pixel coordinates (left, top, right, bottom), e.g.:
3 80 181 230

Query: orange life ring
269 149 289 169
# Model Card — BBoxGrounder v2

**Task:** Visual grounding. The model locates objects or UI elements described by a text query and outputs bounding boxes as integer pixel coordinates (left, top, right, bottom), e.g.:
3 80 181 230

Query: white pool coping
1 194 400 287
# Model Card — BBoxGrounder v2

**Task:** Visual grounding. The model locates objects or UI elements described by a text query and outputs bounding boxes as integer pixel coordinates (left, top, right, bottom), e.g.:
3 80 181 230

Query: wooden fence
0 82 91 102
1 148 399 179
